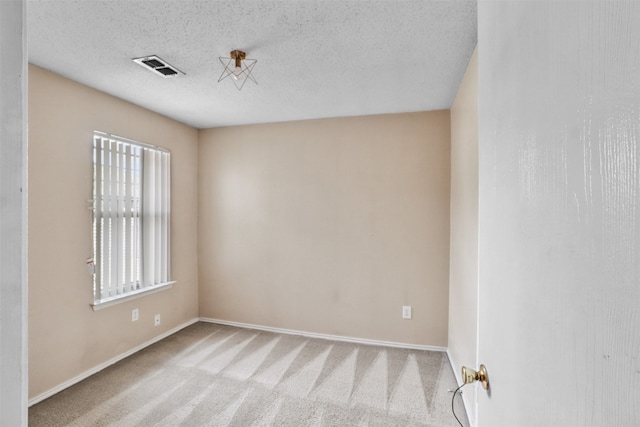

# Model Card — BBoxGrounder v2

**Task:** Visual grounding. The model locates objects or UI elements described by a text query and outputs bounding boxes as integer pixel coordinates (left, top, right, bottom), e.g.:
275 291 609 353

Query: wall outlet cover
402 305 412 319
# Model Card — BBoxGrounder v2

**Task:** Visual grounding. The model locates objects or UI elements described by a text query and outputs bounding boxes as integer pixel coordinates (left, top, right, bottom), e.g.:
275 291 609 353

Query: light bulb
232 65 243 80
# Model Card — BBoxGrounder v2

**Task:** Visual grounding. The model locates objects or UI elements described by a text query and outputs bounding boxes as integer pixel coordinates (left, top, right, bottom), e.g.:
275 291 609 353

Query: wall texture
198 112 451 346
448 47 478 425
478 2 640 425
28 65 199 400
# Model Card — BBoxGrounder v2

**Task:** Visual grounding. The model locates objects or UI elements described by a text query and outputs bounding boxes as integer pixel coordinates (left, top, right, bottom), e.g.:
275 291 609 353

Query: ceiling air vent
133 55 184 78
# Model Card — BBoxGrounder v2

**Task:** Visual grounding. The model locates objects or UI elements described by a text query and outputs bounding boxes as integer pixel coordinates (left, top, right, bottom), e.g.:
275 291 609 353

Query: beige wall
448 48 478 423
28 65 199 399
198 112 451 346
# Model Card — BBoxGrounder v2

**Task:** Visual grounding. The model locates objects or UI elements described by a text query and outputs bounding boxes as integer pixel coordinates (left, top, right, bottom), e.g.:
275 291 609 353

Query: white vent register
133 55 184 78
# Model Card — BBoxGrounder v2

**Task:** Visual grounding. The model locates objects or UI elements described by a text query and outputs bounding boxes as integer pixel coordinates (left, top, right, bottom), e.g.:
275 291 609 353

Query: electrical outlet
154 314 161 326
402 305 412 319
132 308 139 322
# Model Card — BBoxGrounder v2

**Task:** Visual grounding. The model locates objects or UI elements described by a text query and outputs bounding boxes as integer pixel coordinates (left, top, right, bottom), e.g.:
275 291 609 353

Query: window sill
91 281 176 311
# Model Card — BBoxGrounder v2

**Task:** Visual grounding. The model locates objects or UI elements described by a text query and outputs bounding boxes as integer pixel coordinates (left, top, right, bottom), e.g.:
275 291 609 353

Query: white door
477 2 640 426
0 0 28 425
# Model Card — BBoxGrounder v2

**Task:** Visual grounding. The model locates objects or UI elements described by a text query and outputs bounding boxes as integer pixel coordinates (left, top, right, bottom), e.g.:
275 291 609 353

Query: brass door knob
461 364 490 390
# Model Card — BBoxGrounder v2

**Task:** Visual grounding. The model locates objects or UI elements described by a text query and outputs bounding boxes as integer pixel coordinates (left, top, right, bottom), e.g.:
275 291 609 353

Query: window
92 131 173 308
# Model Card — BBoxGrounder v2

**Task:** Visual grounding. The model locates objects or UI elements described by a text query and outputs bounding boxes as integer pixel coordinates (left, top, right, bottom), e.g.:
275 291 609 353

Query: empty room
1 1 639 426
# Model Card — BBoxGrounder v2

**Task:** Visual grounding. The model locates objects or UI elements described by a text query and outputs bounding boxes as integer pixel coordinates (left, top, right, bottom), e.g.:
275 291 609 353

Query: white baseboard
446 349 476 427
199 317 447 352
28 317 199 407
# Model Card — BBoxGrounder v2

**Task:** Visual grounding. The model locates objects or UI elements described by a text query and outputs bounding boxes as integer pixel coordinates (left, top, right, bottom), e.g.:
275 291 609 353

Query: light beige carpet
29 322 469 426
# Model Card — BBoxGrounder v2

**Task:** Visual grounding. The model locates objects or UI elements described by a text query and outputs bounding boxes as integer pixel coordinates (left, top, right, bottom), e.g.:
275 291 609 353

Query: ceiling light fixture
218 50 257 90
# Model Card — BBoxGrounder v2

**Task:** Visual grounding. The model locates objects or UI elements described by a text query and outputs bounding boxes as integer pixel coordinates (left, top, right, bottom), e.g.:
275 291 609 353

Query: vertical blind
93 132 171 304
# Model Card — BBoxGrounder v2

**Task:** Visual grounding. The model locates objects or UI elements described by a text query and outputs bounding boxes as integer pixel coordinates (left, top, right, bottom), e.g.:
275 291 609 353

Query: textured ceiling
27 0 477 129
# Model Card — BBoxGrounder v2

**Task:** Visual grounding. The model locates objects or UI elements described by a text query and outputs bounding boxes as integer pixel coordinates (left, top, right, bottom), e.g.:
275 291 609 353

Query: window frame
91 131 174 310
